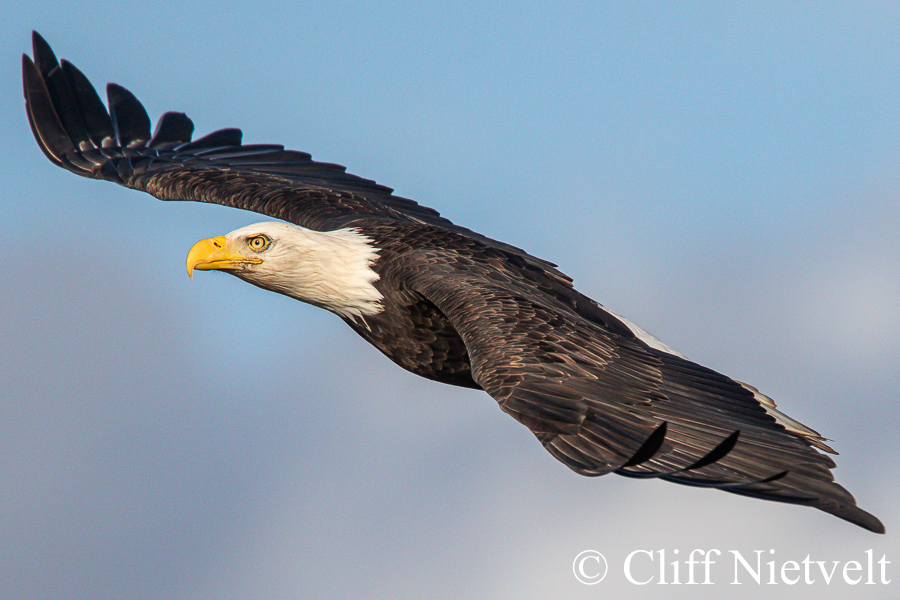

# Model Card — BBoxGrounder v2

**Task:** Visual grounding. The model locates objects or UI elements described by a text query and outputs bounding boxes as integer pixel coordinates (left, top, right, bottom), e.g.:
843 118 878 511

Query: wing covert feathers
22 32 563 275
407 257 884 533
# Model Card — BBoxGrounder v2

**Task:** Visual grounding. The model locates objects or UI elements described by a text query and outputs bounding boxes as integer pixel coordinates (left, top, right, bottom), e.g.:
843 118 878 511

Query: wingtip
824 502 886 534
31 31 52 55
149 111 195 148
22 49 73 164
21 52 35 93
22 51 36 88
31 30 49 48
853 510 885 534
107 82 151 146
31 30 59 75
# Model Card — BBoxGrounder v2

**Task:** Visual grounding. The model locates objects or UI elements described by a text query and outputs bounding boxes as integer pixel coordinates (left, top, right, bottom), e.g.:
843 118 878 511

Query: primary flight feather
22 32 883 533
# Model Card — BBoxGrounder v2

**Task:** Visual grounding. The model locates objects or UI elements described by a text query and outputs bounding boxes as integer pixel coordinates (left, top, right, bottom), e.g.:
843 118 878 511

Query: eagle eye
247 235 270 252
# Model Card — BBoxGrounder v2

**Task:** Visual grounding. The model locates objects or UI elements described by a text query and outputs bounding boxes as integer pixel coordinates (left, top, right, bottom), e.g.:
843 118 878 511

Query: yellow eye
247 235 270 251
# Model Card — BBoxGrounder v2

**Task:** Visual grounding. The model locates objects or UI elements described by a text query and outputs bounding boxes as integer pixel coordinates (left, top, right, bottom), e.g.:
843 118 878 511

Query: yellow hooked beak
186 236 263 279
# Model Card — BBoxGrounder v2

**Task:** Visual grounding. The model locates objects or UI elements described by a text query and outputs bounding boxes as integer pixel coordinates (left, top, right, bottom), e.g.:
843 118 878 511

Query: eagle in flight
22 32 883 533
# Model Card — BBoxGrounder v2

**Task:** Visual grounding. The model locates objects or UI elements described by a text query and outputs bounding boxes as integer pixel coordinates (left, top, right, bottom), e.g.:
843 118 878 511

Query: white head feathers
226 222 384 319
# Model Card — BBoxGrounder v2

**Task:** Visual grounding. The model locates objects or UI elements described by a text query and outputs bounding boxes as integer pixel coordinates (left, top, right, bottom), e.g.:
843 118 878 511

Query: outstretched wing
408 266 884 533
21 32 560 273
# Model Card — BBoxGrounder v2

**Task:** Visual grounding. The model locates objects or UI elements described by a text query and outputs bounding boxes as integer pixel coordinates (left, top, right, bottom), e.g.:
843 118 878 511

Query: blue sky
1 2 898 599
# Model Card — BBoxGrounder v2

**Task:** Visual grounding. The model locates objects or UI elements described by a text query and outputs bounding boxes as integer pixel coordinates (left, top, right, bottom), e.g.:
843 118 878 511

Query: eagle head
186 221 384 319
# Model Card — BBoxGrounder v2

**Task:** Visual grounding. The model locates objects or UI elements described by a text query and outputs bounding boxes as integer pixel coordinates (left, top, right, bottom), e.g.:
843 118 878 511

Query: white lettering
624 550 653 585
615 548 890 587
577 554 601 580
731 550 762 584
671 548 680 585
781 560 800 585
844 561 862 585
686 549 702 584
703 550 720 584
815 558 840 584
731 550 775 584
879 554 891 584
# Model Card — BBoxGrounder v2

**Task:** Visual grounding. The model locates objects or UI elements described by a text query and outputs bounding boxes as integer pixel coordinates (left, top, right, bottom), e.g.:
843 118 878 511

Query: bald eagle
22 32 883 533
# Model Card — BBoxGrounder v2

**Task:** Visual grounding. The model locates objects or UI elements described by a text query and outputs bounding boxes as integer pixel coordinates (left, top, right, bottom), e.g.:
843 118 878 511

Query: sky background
1 2 898 598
